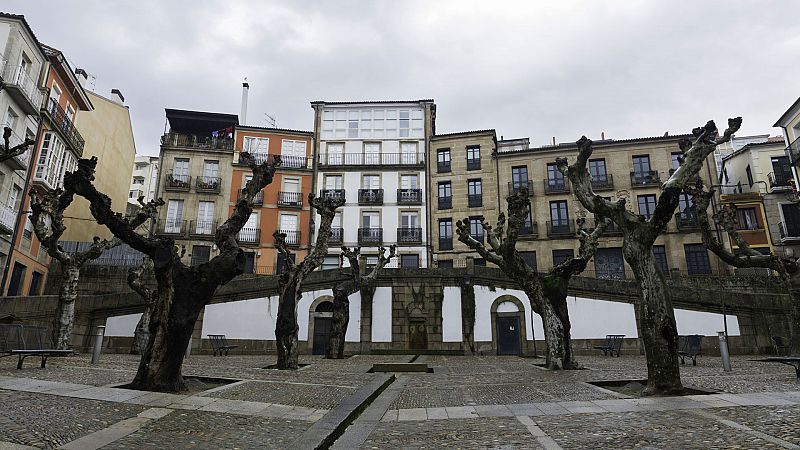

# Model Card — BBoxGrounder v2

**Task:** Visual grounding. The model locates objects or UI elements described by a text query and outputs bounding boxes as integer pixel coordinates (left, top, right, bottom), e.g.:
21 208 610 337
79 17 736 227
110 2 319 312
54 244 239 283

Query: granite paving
361 417 544 449
712 405 800 446
205 379 358 409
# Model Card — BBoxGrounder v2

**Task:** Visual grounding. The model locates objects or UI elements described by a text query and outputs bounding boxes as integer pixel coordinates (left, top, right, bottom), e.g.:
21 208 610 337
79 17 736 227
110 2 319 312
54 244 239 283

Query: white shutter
283 178 300 193
166 200 184 233
196 202 214 234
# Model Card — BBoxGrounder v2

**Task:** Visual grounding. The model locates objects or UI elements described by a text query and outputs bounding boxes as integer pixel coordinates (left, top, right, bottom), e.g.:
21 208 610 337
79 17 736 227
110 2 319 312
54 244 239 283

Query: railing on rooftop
161 132 234 150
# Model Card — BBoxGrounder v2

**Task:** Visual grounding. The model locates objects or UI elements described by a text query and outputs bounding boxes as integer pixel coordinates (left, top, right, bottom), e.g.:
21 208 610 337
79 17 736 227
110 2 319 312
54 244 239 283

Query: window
473 258 486 267
66 104 76 121
362 211 380 228
469 216 483 242
685 244 711 275
677 193 692 217
239 213 259 243
437 148 451 173
511 166 529 192
467 179 482 207
191 245 211 266
400 211 419 230
348 115 359 138
438 182 452 210
8 262 26 296
632 155 651 175
129 190 137 199
362 174 380 190
588 159 607 180
552 249 575 267
781 204 800 237
281 139 307 168
50 82 62 103
28 271 43 296
196 201 215 234
637 195 657 219
400 254 419 268
3 107 18 131
546 163 566 190
521 251 537 271
671 152 683 173
439 218 453 250
467 146 481 170
549 200 570 228
652 246 669 274
132 177 144 185
280 214 299 245
23 217 32 240
321 255 339 271
9 185 21 210
399 110 411 137
735 207 760 230
165 199 184 233
324 175 343 190
364 142 381 165
202 160 219 179
746 165 753 187
771 156 792 187
438 259 454 268
326 142 344 165
244 137 269 155
400 142 418 164
172 158 189 181
34 132 73 189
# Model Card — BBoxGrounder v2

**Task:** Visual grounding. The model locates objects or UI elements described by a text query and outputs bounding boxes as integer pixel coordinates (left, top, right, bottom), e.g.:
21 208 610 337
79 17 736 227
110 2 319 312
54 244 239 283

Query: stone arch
490 294 528 355
308 295 334 355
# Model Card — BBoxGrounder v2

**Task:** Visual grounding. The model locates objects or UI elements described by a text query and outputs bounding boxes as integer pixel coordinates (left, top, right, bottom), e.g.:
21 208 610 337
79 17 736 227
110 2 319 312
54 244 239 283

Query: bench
208 334 238 356
771 336 789 356
678 334 702 365
0 324 76 369
594 334 625 357
758 357 800 378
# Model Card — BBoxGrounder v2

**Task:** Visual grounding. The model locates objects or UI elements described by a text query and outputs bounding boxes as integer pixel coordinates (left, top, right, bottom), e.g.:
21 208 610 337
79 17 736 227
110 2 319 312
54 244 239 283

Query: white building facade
128 154 159 205
311 100 436 268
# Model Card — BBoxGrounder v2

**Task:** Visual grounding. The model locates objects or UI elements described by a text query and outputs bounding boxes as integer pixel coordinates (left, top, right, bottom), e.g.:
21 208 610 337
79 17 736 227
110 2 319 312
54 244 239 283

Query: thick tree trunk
327 288 350 359
52 265 80 350
624 240 683 395
460 281 476 354
541 275 579 369
130 304 152 355
522 279 567 369
276 280 300 369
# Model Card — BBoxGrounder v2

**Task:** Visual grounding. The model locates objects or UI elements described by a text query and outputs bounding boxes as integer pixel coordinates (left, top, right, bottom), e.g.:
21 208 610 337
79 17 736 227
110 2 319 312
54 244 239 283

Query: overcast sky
6 1 800 156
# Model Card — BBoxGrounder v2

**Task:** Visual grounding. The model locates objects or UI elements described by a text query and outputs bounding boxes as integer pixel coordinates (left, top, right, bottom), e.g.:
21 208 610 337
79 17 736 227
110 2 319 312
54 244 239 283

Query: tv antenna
264 113 277 128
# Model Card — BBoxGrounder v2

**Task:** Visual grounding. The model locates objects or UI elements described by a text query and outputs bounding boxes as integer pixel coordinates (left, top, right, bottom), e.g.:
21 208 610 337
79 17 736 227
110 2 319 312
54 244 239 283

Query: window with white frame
323 108 424 139
165 200 184 233
281 139 307 168
34 132 74 189
364 142 380 165
244 137 269 155
326 143 344 165
196 201 215 234
324 174 343 190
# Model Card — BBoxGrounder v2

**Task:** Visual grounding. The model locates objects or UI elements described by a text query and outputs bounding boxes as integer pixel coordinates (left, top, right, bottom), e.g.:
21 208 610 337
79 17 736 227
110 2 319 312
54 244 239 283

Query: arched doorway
310 299 334 355
491 297 526 356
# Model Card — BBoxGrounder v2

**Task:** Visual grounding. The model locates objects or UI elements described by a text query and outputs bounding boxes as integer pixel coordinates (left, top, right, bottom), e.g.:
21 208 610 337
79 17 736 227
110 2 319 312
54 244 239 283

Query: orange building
230 126 314 274
4 44 92 295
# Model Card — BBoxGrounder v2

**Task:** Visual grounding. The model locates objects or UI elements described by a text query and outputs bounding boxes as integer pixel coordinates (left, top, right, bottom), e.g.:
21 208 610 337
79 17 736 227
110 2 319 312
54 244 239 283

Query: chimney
552 136 556 146
601 131 605 140
240 79 249 126
111 89 124 104
75 68 88 87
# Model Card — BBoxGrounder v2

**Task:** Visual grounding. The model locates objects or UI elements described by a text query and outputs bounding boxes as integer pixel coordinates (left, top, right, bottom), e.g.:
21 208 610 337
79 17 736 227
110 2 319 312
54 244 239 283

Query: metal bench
0 324 76 369
759 357 800 378
208 334 238 356
594 334 625 357
678 334 702 365
771 336 789 356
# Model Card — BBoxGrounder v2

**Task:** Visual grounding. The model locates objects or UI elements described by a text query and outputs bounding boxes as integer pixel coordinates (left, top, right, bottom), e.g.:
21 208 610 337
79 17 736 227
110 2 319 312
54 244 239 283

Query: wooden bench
594 334 625 357
0 324 76 369
678 334 702 366
208 334 238 356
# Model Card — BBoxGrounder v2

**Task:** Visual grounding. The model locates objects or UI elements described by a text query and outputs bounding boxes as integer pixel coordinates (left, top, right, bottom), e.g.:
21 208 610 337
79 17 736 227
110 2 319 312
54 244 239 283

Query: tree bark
539 275 578 369
521 278 568 369
52 264 80 350
327 286 350 359
131 304 152 355
276 278 301 369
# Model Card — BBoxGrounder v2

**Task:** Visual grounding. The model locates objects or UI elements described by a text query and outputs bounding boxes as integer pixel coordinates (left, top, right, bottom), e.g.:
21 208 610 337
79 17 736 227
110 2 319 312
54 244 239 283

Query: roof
311 99 434 106
722 139 786 161
0 12 45 58
775 97 800 127
41 43 93 111
431 129 496 140
496 133 693 156
234 125 312 136
165 109 238 134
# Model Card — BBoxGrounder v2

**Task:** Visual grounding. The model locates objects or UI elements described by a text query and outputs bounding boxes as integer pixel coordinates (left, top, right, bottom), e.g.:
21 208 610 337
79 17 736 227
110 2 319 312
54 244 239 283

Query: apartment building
230 125 313 274
776 97 800 178
129 154 159 206
428 130 500 267
310 100 436 269
720 139 799 259
153 109 236 267
4 43 93 296
0 13 45 295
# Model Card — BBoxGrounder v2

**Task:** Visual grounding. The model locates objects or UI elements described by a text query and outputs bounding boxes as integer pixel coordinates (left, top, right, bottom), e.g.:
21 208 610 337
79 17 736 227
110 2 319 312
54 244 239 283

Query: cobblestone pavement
205 380 359 409
362 417 544 449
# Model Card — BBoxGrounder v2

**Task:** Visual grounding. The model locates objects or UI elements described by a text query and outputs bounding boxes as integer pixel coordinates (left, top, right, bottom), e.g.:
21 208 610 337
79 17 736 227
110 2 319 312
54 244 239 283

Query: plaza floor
0 353 798 449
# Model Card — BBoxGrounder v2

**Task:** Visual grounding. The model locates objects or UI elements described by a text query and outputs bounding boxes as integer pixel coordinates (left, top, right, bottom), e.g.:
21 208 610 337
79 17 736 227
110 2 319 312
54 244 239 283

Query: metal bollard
91 325 106 364
718 331 732 372
185 336 192 358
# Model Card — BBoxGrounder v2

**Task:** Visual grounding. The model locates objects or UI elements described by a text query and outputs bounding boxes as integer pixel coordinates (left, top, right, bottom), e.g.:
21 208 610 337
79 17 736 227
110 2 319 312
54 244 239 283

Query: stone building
153 109 237 266
310 100 436 269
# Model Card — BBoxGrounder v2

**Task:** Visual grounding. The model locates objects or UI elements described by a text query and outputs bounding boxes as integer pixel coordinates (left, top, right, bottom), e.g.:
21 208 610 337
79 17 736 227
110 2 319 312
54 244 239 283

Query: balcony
397 227 422 244
786 136 800 166
780 222 800 241
2 126 32 170
0 203 16 235
165 173 191 192
0 57 43 115
195 176 221 194
277 229 301 247
358 189 384 205
591 174 615 191
320 189 346 202
468 194 483 208
329 227 343 244
237 227 261 244
278 191 303 208
439 237 453 250
161 132 234 151
437 161 451 173
630 170 661 187
768 171 792 189
358 227 383 245
467 158 481 170
674 212 699 230
509 180 534 196
236 152 276 166
154 219 187 237
546 220 576 238
397 188 423 205
46 98 85 157
438 196 452 210
237 189 264 206
318 152 425 168
519 222 539 237
279 155 308 169
188 220 217 238
544 179 570 194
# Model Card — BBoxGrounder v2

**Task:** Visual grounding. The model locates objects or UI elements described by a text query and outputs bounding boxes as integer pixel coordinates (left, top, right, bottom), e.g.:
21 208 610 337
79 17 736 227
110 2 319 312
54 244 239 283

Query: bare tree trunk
276 279 300 369
131 305 152 355
522 279 568 369
540 275 578 369
327 287 349 359
460 280 476 354
52 264 80 350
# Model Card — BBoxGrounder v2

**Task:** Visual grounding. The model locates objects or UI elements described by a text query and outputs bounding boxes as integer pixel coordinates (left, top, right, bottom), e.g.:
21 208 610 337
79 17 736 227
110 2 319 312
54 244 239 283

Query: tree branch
551 216 608 278
299 194 345 277
274 230 298 272
127 258 156 304
455 218 504 266
363 245 397 283
0 127 36 163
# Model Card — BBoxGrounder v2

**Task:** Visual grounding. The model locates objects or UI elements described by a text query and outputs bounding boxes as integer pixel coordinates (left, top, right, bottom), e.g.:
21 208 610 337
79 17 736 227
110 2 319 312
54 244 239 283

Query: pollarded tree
29 188 124 349
456 189 608 369
273 194 345 370
1 126 35 163
127 257 157 355
64 153 279 392
687 180 800 354
327 245 396 359
556 117 741 395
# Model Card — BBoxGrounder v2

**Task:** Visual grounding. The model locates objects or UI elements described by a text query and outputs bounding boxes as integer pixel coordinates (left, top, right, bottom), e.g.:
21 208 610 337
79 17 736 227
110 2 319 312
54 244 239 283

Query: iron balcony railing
438 237 453 250
509 180 534 196
546 220 576 237
47 98 85 156
358 189 384 205
188 220 217 237
155 219 187 236
237 189 263 206
519 222 538 237
161 132 234 150
358 228 383 245
237 227 261 244
320 189 345 202
397 188 422 204
438 196 452 210
278 229 301 247
165 173 191 191
437 161 451 173
467 158 481 170
468 194 483 208
329 227 344 244
278 191 303 208
786 136 800 166
237 152 276 166
0 203 16 235
318 152 425 167
1 124 31 170
630 170 661 187
397 227 422 244
544 178 570 194
591 174 614 191
195 176 221 193
675 212 699 230
780 222 800 240
236 153 307 169
1 58 43 113
768 171 792 189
